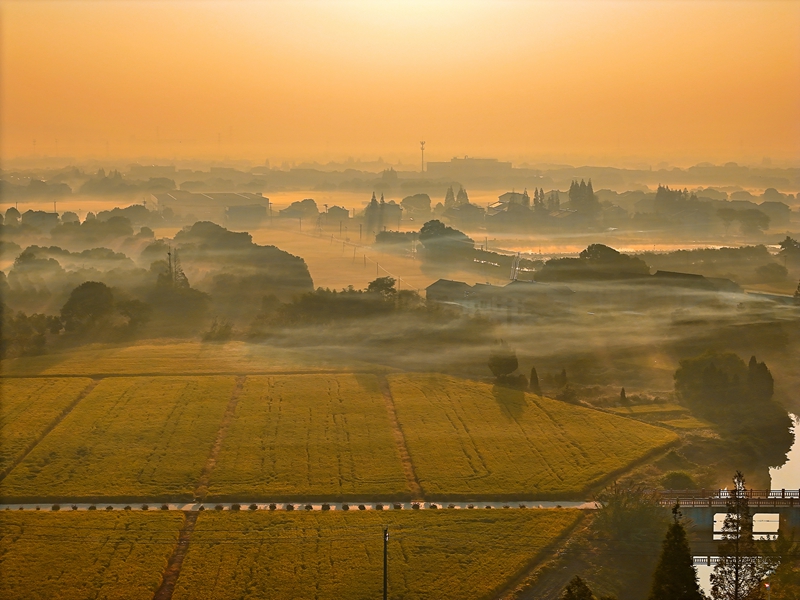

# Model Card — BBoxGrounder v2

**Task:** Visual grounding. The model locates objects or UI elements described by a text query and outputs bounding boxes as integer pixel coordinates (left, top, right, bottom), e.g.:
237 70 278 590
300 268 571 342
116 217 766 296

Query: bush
231 503 241 511
393 503 402 510
141 504 149 511
519 504 527 509
88 505 97 511
485 505 493 509
305 504 314 511
198 506 205 511
215 504 224 511
661 471 697 490
341 504 349 511
249 504 258 511
285 504 295 511
269 503 276 511
503 504 510 509
412 503 420 510
375 503 384 511
467 504 474 509
124 505 131 511
321 503 331 511
448 504 456 509
428 503 438 509
161 504 169 511
51 504 60 511
71 505 78 511
105 506 114 511
358 504 366 511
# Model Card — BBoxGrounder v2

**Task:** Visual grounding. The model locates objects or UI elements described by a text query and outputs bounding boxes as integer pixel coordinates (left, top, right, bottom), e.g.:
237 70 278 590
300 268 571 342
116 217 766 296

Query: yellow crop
388 374 678 497
173 509 582 600
0 376 236 501
0 511 184 600
0 378 93 474
209 374 409 500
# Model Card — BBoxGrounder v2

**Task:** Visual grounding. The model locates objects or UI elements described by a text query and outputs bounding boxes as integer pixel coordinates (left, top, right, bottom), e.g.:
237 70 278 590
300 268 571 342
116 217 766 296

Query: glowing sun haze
3 0 799 165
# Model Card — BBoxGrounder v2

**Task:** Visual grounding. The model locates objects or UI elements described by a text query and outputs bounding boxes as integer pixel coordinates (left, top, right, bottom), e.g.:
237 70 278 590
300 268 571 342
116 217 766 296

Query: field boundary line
152 511 199 600
0 369 393 379
494 511 589 600
193 375 246 500
378 375 424 500
0 379 98 482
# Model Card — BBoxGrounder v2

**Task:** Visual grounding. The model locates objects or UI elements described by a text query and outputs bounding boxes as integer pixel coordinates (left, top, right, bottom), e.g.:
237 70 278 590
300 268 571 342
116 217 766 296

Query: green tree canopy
648 508 705 600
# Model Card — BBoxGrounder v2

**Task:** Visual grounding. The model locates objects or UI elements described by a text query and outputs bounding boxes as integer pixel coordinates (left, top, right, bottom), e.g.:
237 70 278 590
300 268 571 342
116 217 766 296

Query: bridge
657 490 800 559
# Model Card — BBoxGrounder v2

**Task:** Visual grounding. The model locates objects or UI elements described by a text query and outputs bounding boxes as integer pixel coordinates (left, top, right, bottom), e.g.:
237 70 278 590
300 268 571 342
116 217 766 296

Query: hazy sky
3 0 799 166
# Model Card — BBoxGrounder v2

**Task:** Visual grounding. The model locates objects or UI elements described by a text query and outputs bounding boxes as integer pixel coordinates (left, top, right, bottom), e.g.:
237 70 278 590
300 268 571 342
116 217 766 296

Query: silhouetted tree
488 341 518 378
60 281 115 333
529 366 541 395
648 505 704 600
711 472 775 600
444 186 456 209
456 186 469 206
366 276 396 297
620 387 627 403
560 576 595 600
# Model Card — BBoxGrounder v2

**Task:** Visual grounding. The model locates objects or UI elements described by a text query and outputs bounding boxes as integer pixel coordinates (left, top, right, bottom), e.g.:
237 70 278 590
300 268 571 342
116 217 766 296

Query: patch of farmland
0 340 382 377
208 374 409 500
0 511 183 600
172 509 582 600
388 374 678 498
0 376 236 501
0 378 93 474
658 416 710 429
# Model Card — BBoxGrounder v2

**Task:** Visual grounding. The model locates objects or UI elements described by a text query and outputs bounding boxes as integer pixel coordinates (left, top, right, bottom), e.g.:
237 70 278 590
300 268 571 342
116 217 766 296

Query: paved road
2 500 599 512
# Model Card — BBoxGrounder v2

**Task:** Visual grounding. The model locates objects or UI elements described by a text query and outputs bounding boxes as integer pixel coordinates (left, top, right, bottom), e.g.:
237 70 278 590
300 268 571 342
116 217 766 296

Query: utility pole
420 141 425 173
383 527 389 600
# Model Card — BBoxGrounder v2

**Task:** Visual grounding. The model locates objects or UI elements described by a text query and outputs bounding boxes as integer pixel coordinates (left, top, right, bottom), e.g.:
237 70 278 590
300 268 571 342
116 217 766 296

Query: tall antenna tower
420 141 425 173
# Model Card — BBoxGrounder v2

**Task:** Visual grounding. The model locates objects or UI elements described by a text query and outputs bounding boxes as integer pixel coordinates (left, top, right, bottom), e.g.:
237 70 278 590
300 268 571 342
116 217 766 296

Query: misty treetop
674 352 794 466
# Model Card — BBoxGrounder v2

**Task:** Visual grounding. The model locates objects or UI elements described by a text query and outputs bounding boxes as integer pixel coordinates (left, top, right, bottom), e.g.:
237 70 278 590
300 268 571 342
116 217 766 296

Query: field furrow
0 512 184 600
0 376 236 501
171 510 582 600
207 374 409 500
388 373 678 498
0 378 95 476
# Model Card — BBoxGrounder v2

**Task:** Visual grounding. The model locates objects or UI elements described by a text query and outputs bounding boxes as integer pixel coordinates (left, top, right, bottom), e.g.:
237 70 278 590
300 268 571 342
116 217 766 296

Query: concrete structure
153 191 268 222
426 156 513 180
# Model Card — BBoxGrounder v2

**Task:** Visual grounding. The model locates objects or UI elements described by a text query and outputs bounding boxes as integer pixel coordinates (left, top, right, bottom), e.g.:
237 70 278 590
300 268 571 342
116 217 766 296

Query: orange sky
2 0 799 166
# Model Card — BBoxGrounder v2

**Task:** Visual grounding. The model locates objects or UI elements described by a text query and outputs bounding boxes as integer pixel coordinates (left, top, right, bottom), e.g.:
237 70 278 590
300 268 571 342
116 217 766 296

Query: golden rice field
208 374 409 500
0 511 184 600
0 378 93 475
0 340 380 377
608 403 689 416
0 376 235 501
388 374 678 498
172 509 583 600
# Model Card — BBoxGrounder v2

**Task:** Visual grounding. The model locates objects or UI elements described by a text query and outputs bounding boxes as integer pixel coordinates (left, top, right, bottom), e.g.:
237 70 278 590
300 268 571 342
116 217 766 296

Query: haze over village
1 2 799 600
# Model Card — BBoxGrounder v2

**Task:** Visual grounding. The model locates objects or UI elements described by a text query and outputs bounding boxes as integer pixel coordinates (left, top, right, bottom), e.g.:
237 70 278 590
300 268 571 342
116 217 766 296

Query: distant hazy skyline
3 1 799 167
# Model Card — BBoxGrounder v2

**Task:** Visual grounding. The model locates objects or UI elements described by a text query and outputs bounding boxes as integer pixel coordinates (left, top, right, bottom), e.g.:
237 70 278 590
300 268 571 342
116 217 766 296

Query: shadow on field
492 385 527 419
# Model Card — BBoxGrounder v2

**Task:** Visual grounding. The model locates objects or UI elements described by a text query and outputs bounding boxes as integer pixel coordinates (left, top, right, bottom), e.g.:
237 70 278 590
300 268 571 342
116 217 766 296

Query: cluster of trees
248 276 424 334
535 244 650 282
675 352 794 467
716 208 771 236
569 179 601 216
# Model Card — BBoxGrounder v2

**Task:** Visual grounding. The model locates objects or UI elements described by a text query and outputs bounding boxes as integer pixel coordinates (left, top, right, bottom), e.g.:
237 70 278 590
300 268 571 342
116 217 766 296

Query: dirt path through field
378 375 424 499
152 511 199 600
194 375 246 500
0 379 98 482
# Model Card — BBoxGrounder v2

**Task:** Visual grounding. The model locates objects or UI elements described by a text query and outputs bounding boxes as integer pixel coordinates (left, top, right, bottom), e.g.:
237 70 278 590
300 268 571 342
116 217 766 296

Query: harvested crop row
0 511 184 600
208 374 409 500
0 377 93 474
172 509 582 600
388 373 678 498
0 376 236 501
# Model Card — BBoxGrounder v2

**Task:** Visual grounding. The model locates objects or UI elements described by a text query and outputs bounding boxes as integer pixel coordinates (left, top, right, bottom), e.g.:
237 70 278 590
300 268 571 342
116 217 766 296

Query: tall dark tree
488 340 518 378
561 576 596 600
529 366 541 395
456 186 469 206
60 281 115 333
711 472 775 600
444 186 456 208
648 505 704 600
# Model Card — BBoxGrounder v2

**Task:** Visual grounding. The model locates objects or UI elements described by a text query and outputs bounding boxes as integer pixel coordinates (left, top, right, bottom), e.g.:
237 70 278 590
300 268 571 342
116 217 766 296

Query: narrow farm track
377 375 424 499
0 379 98 482
193 375 246 500
152 511 199 600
